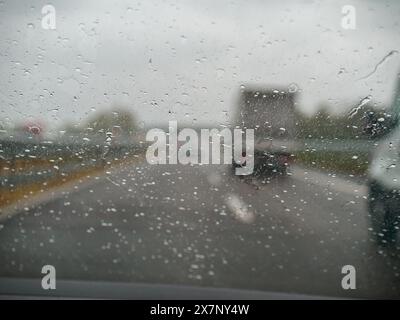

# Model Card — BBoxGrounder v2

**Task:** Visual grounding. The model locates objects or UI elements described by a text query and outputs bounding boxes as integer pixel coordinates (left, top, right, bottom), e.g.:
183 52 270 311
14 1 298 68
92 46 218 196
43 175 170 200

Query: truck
232 87 298 176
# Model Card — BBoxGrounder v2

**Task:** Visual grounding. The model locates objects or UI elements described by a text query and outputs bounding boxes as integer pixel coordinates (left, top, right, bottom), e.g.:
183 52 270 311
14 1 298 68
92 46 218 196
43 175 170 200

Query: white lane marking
290 166 367 196
106 176 121 187
225 193 255 224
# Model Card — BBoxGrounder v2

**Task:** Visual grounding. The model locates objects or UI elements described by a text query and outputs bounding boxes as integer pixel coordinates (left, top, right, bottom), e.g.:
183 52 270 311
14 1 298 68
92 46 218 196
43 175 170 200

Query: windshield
1 0 400 299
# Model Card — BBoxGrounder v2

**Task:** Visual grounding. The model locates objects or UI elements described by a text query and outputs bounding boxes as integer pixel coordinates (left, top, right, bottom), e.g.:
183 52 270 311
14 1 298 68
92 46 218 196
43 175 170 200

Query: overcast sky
1 0 400 132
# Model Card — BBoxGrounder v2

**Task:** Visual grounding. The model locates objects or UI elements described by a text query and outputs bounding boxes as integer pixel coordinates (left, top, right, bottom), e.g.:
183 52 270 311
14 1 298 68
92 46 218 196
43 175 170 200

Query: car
368 126 400 245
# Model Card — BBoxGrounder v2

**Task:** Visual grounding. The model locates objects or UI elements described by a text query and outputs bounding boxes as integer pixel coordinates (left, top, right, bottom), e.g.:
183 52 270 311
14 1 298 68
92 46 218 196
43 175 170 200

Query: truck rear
233 87 298 176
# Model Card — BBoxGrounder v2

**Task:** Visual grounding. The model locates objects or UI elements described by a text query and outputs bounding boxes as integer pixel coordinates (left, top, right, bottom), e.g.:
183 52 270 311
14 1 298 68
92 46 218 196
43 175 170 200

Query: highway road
0 161 399 298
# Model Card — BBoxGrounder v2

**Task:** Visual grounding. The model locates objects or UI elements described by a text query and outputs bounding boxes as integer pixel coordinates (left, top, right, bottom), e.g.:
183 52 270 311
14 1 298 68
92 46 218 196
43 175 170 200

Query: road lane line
0 159 144 222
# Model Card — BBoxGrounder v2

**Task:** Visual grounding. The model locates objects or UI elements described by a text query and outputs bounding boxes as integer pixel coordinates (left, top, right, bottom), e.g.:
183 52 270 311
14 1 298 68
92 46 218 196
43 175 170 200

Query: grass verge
294 151 370 176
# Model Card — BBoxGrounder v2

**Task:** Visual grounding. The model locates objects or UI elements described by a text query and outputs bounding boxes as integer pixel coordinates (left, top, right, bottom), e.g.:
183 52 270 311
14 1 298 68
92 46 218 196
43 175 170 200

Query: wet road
0 161 399 298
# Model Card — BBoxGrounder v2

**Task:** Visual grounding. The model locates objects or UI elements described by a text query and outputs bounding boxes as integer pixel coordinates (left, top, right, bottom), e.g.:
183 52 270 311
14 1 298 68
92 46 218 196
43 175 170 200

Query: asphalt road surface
0 161 399 298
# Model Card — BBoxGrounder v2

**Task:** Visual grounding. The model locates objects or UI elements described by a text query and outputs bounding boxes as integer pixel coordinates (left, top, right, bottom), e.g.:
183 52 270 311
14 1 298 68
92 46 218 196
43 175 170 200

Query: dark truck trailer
232 87 298 176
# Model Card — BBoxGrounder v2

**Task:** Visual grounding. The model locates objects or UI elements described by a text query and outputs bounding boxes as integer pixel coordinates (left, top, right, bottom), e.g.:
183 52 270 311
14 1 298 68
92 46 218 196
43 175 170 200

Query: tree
85 107 137 136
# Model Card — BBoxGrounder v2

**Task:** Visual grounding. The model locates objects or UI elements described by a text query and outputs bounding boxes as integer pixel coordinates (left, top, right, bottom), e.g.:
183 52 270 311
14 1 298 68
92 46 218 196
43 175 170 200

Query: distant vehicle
368 126 400 245
232 87 298 176
14 120 44 142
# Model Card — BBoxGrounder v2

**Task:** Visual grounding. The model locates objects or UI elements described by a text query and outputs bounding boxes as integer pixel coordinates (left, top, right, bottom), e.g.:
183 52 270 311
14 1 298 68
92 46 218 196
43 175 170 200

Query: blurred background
1 0 400 299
